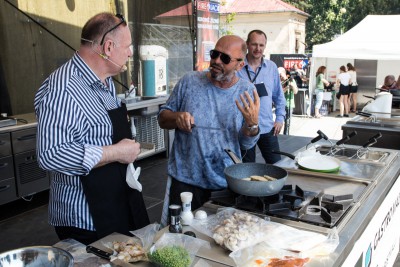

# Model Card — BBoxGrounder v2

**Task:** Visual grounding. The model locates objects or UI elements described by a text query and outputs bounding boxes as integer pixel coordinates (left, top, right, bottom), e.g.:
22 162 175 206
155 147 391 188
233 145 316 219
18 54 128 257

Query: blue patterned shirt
34 52 120 231
159 71 259 190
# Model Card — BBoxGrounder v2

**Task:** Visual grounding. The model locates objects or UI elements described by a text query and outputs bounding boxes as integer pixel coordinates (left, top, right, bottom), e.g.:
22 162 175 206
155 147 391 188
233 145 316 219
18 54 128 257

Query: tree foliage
286 0 400 51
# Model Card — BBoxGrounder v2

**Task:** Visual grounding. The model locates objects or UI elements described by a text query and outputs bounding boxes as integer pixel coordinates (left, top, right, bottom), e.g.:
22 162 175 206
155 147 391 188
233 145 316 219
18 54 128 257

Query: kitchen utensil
354 134 382 158
322 131 358 156
306 130 333 149
273 150 341 173
86 245 114 260
356 111 377 122
169 204 183 233
191 124 223 131
0 246 73 267
224 149 287 197
336 131 358 146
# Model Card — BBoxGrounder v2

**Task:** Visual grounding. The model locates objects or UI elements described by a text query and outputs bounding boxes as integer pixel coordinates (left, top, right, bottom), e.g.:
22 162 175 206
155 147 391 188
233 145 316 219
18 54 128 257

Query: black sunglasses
210 49 243 65
100 14 126 45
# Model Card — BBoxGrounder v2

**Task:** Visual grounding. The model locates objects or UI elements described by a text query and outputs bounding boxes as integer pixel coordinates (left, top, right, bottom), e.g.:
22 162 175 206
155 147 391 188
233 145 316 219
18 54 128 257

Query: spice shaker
168 204 183 233
180 192 194 226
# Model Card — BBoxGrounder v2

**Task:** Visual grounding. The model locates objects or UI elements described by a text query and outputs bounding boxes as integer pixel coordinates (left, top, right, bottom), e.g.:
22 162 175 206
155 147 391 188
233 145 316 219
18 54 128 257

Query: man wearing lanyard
237 30 286 164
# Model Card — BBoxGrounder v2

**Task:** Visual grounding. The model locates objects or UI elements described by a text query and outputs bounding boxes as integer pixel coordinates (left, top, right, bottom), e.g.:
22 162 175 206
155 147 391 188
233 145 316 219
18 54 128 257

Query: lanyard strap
245 65 262 83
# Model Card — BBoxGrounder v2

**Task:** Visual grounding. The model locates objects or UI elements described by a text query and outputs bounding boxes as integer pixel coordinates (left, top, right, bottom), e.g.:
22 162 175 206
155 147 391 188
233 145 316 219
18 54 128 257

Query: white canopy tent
309 15 400 112
312 15 400 60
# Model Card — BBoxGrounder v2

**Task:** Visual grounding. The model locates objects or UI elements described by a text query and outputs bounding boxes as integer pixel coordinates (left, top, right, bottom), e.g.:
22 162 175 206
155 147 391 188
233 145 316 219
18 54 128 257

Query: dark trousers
241 128 281 164
284 107 293 135
55 226 99 245
169 178 217 211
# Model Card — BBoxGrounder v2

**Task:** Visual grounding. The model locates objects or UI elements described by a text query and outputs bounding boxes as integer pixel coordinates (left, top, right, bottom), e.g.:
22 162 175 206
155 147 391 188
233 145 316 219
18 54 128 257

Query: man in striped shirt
34 12 149 244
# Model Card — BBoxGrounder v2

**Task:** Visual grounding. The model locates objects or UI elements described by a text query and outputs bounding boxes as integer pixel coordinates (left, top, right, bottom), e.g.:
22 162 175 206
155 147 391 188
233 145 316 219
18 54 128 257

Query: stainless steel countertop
0 95 170 134
49 136 400 266
199 146 400 266
0 113 37 133
275 145 397 181
330 154 400 266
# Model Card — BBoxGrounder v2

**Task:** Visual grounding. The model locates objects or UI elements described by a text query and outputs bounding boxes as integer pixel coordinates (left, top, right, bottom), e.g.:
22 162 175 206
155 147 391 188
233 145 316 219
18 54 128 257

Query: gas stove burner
305 205 324 216
210 185 355 228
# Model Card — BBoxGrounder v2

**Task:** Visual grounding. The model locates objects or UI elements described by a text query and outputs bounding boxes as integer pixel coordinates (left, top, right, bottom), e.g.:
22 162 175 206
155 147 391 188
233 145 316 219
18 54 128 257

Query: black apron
80 103 149 239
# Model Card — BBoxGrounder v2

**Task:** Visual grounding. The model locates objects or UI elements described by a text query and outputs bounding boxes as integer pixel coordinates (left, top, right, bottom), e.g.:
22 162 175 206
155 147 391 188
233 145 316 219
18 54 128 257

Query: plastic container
180 192 194 226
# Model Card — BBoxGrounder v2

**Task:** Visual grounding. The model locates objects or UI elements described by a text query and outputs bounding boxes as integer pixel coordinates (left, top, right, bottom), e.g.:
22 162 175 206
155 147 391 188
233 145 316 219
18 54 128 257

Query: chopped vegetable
148 245 191 267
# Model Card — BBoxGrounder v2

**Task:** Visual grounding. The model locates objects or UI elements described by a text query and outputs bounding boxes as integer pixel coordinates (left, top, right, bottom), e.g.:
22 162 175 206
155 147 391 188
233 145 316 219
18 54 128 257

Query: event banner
270 54 310 72
195 0 220 71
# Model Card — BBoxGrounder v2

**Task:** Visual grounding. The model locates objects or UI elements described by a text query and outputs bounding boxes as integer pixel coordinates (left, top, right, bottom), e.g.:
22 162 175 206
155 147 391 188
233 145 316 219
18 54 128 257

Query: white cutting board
91 230 234 266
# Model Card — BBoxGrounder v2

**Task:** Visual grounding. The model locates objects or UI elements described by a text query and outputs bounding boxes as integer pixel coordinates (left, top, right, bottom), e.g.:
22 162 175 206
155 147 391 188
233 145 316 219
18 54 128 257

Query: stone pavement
285 111 352 141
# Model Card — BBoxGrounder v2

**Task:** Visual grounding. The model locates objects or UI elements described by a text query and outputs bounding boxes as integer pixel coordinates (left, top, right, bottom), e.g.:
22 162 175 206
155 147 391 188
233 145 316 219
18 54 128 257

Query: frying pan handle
317 130 329 140
363 138 377 148
310 130 329 143
271 150 295 160
336 136 350 146
336 131 357 146
363 95 375 100
356 111 372 117
224 149 242 164
369 132 382 141
348 131 358 139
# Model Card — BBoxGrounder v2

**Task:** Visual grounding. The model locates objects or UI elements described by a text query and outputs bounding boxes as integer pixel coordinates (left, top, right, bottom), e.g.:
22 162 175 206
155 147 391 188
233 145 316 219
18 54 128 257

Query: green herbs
148 245 191 267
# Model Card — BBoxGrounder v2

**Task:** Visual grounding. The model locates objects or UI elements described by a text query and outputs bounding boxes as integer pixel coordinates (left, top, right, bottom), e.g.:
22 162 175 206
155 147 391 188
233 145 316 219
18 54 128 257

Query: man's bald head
215 35 247 59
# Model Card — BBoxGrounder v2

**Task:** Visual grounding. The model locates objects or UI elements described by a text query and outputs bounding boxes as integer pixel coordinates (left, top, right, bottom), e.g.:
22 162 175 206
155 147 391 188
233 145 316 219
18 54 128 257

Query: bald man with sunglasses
158 35 260 223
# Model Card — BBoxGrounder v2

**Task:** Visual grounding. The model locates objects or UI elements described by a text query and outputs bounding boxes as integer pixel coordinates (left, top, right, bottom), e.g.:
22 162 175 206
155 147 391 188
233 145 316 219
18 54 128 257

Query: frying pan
224 149 288 197
273 150 341 173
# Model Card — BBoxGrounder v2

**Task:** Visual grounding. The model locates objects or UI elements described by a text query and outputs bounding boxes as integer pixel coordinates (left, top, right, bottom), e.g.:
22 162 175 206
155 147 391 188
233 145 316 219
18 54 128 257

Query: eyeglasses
209 49 243 65
100 14 126 45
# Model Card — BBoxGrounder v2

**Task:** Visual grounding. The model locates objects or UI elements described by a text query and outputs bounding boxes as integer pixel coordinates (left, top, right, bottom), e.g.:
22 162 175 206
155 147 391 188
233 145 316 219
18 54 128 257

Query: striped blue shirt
34 52 121 231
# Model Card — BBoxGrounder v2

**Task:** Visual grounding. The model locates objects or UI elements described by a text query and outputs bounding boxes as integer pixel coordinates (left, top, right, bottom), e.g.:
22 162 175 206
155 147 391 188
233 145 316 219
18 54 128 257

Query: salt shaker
180 192 194 226
168 204 183 233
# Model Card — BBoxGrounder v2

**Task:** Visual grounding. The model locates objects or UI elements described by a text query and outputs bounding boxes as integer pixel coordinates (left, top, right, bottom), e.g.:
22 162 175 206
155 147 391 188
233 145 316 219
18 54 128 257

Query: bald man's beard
209 63 236 83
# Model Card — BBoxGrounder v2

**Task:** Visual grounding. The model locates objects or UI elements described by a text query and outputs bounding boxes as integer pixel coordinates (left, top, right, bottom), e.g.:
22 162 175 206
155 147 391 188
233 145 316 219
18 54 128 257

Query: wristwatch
247 124 259 132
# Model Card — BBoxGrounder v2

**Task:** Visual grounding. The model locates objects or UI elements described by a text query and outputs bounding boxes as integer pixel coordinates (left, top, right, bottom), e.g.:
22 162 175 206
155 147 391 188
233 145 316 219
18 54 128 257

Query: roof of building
220 0 308 16
155 3 192 19
155 0 308 19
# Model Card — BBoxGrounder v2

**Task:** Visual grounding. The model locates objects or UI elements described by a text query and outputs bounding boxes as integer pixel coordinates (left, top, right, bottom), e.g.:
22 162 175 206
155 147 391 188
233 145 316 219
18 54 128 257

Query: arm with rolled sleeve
36 87 102 177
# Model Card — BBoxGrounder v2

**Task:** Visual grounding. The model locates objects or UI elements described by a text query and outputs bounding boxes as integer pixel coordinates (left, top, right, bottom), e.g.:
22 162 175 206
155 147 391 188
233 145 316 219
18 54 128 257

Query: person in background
347 63 358 112
336 65 352 118
237 29 286 164
292 63 306 88
380 75 397 91
278 67 298 134
34 12 149 244
314 66 330 119
396 75 400 89
158 35 260 225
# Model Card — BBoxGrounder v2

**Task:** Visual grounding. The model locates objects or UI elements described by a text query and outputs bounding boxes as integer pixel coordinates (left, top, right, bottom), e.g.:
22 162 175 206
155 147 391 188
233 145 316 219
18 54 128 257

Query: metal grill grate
133 115 165 152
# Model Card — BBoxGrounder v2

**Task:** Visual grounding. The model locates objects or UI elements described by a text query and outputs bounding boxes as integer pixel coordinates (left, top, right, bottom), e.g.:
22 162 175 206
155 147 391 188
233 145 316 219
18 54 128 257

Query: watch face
248 125 258 131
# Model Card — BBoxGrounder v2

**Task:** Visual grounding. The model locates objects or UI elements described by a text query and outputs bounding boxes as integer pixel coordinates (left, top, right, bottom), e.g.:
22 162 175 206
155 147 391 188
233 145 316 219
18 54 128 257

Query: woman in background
336 65 352 118
347 63 358 112
314 66 330 118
